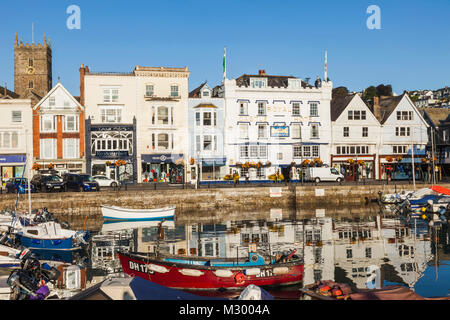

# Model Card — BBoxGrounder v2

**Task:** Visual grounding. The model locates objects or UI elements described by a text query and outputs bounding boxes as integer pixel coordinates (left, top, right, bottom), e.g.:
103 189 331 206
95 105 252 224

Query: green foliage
332 86 349 98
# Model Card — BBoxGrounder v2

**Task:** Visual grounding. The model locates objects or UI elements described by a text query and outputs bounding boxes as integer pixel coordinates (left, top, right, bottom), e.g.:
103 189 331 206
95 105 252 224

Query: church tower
14 33 52 100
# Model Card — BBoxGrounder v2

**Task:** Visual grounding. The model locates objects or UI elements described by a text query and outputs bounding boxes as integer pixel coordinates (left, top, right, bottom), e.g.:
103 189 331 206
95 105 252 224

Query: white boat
101 219 175 233
0 244 21 268
101 205 176 222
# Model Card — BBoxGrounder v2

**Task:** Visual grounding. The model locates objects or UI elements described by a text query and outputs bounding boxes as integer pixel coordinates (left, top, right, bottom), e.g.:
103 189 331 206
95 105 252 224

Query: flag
223 47 227 80
324 50 328 82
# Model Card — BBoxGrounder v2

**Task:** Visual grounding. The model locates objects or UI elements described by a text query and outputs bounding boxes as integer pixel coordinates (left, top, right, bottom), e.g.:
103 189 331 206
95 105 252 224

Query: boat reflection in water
89 207 449 299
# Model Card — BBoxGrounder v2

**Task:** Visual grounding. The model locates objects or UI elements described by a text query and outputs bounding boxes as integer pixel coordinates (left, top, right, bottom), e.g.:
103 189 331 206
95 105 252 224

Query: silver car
93 175 120 188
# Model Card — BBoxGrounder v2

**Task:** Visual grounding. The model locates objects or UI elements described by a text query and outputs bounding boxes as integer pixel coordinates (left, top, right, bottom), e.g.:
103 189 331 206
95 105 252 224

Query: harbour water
1 205 449 299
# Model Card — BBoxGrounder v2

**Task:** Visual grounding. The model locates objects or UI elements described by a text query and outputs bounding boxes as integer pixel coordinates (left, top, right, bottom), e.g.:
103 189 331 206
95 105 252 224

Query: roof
374 95 404 124
330 94 357 121
193 103 217 109
189 82 207 98
0 85 20 99
420 107 450 127
235 74 312 89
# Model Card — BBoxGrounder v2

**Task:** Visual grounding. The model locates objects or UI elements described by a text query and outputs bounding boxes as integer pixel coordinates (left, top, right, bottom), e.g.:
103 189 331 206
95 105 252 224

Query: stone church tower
14 33 52 101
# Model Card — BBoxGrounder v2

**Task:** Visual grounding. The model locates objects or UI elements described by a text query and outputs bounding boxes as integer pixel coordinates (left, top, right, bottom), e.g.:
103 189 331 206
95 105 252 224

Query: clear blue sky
1 0 449 96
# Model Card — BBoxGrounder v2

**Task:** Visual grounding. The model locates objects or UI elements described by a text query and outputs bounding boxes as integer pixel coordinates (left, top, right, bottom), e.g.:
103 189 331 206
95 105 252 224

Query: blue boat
17 222 90 251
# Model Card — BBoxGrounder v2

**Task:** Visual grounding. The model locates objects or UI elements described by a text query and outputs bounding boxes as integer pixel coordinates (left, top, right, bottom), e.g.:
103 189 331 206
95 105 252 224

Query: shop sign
96 151 129 159
270 126 289 138
0 155 26 164
142 154 183 164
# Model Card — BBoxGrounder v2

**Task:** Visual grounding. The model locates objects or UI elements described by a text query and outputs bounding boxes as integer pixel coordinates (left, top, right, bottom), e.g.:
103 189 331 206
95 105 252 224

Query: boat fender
214 270 234 278
234 273 246 284
148 264 169 273
319 285 331 293
273 267 290 275
179 269 204 277
244 268 261 276
332 288 343 296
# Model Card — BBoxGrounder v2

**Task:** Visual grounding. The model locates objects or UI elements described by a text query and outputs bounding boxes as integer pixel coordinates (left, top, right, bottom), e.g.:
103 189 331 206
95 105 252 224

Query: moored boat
101 205 176 222
118 249 303 291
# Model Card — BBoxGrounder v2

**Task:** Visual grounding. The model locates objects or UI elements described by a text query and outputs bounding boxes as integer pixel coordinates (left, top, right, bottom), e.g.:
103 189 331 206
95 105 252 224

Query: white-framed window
312 145 320 157
213 112 217 126
202 90 210 97
336 146 370 155
145 85 154 97
158 133 169 150
196 135 201 151
393 145 408 154
103 88 119 103
203 135 212 151
239 124 249 139
195 112 201 126
362 127 368 137
63 139 80 159
292 124 301 139
395 127 411 136
239 102 248 115
310 102 318 117
277 153 283 160
157 106 169 125
49 97 56 108
397 111 413 121
100 106 122 123
257 102 266 116
259 145 268 158
256 167 265 178
170 85 179 97
250 146 259 158
303 146 311 157
203 112 212 126
251 79 267 88
11 111 22 123
293 145 302 158
292 103 301 116
64 115 79 132
40 115 56 133
240 145 249 158
0 132 19 149
258 124 268 139
343 127 349 137
311 124 319 138
40 139 57 159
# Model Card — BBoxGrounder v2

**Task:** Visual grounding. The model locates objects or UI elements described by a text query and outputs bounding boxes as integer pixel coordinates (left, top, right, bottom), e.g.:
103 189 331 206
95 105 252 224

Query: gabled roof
33 82 83 110
330 94 357 121
420 107 450 128
0 85 20 99
189 82 208 98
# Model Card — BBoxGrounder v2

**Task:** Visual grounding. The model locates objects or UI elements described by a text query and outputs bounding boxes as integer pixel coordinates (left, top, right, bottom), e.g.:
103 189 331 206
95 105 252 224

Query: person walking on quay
245 171 250 184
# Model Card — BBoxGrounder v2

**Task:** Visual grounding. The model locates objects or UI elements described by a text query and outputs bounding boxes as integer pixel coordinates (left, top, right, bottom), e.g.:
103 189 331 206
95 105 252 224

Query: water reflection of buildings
94 211 438 291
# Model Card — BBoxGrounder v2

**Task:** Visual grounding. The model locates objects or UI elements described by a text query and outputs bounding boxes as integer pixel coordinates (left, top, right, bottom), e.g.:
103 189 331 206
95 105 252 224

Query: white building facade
223 71 333 182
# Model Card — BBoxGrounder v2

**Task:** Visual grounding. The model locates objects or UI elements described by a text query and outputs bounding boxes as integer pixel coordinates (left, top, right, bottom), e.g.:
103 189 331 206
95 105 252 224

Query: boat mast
26 129 32 215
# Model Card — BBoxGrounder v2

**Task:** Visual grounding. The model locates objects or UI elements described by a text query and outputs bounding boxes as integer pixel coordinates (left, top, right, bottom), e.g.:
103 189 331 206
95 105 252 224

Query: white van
305 167 344 183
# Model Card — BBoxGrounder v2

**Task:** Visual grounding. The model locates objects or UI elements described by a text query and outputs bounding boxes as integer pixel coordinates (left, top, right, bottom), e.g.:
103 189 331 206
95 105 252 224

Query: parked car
93 175 119 188
5 178 36 194
305 167 344 183
63 173 100 192
31 174 66 193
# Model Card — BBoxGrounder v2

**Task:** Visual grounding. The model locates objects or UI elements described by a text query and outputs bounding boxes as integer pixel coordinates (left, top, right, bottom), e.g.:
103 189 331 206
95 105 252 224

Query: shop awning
202 157 226 167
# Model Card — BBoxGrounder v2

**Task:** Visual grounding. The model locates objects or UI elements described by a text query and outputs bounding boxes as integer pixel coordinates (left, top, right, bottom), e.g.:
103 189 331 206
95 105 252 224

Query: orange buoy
332 288 343 296
319 285 331 293
234 273 245 285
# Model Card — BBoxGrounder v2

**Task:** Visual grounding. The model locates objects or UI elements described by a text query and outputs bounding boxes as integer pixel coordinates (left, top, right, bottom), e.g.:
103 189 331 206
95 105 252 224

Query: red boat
118 249 303 291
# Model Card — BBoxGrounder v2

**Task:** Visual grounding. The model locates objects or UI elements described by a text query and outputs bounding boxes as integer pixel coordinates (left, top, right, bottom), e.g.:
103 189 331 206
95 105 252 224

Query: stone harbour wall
0 183 445 231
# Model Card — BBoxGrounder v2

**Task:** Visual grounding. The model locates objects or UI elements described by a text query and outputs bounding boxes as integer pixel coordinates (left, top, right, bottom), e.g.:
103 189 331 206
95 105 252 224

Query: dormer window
202 90 210 97
49 97 56 108
289 79 301 89
250 78 267 88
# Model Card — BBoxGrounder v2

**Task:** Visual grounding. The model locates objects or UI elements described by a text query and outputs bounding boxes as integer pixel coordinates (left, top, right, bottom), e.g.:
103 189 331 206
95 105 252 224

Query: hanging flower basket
301 160 311 167
347 159 355 164
32 163 42 171
357 160 366 166
176 159 185 166
264 161 272 168
395 156 403 162
115 160 127 167
106 161 113 167
386 156 393 163
47 163 54 170
190 158 195 165
313 158 323 167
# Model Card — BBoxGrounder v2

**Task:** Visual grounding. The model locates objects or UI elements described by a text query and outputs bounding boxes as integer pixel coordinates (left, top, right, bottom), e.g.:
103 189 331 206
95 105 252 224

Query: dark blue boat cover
129 276 226 300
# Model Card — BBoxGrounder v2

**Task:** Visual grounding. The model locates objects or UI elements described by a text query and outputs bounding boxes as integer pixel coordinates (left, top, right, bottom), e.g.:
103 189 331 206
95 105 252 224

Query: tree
362 86 377 102
332 86 349 98
376 84 393 97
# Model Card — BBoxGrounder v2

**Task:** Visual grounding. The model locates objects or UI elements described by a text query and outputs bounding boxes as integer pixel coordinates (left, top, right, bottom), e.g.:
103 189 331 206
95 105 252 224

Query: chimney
4 82 7 96
258 70 266 76
79 64 88 106
373 96 380 120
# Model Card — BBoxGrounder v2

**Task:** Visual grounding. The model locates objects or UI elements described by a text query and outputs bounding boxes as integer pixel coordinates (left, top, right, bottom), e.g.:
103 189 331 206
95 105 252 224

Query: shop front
200 157 226 181
331 155 376 182
0 155 27 186
379 156 424 181
141 154 185 184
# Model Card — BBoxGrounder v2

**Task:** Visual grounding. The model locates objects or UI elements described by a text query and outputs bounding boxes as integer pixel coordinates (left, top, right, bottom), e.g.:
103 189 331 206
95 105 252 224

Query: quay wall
0 183 442 230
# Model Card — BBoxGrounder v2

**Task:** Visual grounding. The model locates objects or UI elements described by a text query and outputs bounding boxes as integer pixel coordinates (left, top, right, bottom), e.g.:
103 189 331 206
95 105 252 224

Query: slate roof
235 74 312 89
0 85 20 99
420 107 450 128
330 94 357 121
374 95 404 124
189 82 207 98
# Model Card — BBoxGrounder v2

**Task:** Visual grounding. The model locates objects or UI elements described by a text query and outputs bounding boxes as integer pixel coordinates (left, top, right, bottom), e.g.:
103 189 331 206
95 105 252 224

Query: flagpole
324 50 328 82
223 46 227 82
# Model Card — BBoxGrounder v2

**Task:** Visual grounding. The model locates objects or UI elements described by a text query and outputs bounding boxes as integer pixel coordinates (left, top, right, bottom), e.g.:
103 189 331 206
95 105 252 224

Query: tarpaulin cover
129 276 226 300
430 185 450 196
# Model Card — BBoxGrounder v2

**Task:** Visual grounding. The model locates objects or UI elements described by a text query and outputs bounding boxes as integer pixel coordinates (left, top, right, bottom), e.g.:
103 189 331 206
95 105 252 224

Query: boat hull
101 206 175 221
19 235 79 251
119 252 303 291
